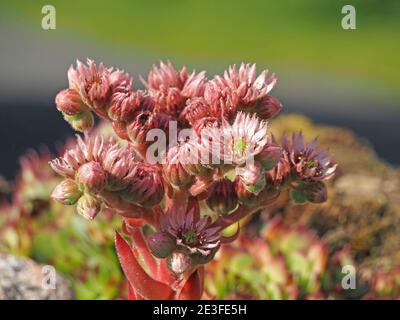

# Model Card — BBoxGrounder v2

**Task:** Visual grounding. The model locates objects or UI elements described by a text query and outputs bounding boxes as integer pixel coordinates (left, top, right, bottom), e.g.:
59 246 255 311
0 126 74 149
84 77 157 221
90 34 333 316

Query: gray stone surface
0 253 74 300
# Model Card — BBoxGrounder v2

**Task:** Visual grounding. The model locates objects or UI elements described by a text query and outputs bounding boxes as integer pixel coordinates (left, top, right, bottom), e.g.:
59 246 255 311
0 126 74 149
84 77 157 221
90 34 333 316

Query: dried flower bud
51 179 82 205
167 251 192 275
76 193 102 220
64 111 94 132
147 232 176 259
76 161 107 193
256 143 282 170
206 178 238 215
55 88 86 115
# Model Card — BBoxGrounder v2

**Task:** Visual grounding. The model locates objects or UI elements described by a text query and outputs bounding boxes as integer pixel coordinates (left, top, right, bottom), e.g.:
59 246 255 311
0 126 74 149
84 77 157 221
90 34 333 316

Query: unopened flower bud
256 143 282 170
76 193 102 220
236 162 266 195
167 251 192 275
55 88 86 115
256 96 282 119
234 176 258 206
119 163 164 207
303 181 327 203
163 145 194 189
51 179 82 205
76 161 107 193
64 111 94 132
206 178 238 215
147 232 176 258
126 110 157 145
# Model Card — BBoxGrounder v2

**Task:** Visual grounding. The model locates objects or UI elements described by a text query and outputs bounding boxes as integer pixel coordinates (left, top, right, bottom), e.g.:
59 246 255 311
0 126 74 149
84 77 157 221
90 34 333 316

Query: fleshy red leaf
115 231 173 300
178 268 204 300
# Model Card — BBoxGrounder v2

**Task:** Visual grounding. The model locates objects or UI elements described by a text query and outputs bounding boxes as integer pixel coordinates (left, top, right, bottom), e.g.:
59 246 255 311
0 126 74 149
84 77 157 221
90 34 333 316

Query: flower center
233 138 247 154
182 229 198 245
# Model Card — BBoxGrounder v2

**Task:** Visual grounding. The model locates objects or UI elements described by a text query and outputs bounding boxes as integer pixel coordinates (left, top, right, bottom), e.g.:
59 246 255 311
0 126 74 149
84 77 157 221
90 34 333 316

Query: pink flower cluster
51 58 336 299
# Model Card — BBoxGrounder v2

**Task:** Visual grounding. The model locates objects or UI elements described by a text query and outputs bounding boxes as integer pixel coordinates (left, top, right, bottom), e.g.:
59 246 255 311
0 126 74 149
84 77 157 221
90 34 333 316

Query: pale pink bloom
203 112 269 166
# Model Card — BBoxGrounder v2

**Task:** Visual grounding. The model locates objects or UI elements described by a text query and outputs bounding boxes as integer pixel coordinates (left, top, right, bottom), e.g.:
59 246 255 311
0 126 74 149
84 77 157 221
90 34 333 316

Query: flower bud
163 145 194 189
55 88 86 115
147 232 176 259
108 90 137 122
256 143 282 170
112 121 129 140
126 110 157 145
303 181 327 203
119 163 164 207
51 179 82 205
206 178 238 215
255 96 282 120
64 111 94 132
76 161 107 193
76 193 102 220
236 162 266 195
233 176 258 206
167 252 192 275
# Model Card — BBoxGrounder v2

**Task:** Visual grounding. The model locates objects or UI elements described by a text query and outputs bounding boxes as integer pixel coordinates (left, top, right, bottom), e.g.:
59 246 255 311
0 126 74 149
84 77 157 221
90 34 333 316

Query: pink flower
203 112 268 166
283 132 337 181
223 63 277 106
142 61 206 114
68 58 131 118
147 206 221 269
49 135 111 179
204 63 277 120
